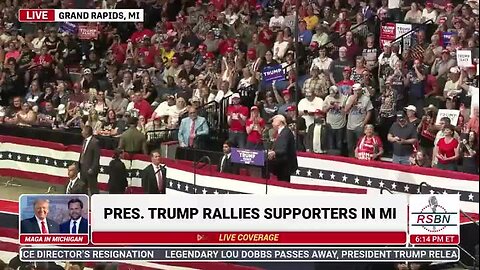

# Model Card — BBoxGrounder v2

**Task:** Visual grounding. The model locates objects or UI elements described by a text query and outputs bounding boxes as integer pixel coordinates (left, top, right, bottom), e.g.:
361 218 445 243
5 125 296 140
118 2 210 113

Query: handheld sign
262 65 285 83
78 25 98 40
456 50 472 68
59 22 77 34
435 109 460 126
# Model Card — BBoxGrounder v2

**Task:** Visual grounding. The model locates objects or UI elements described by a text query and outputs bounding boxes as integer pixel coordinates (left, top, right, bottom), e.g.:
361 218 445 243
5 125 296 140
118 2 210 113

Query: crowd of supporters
0 0 477 175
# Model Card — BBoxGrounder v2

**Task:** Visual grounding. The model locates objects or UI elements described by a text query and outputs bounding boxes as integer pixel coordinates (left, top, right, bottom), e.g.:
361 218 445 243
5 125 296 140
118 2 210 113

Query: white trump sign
456 50 472 67
435 109 460 126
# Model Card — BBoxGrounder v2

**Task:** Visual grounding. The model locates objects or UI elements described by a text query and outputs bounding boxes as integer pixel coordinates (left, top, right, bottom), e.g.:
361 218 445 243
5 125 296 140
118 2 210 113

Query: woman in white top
192 78 206 100
269 9 285 29
404 3 422 23
94 90 110 118
421 3 438 23
237 68 255 90
167 97 187 128
272 31 289 61
31 29 46 54
222 5 239 25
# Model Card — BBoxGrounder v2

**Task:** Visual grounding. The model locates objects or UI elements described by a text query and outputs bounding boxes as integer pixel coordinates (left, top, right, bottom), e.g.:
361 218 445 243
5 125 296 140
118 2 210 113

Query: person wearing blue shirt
298 20 313 46
178 107 209 148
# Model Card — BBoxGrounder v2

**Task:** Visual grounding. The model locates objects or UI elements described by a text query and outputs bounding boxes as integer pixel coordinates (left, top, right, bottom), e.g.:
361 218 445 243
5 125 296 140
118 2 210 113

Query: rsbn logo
410 196 457 233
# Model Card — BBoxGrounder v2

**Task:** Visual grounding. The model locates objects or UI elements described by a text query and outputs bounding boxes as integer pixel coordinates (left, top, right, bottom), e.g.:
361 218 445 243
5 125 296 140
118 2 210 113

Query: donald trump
20 199 59 234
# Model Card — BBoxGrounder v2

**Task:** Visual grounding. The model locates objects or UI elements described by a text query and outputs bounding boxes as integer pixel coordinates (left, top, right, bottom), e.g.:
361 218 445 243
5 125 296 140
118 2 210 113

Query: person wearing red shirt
424 74 442 107
434 124 460 171
133 91 153 119
109 35 127 64
227 93 249 148
340 31 360 63
258 22 274 48
33 46 54 67
246 106 265 150
130 23 154 44
136 36 157 67
336 66 355 96
355 124 384 161
332 12 351 33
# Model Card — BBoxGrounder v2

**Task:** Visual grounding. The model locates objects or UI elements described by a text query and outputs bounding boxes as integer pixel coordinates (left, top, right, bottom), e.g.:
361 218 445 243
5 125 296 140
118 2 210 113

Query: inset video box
91 195 408 245
19 194 90 245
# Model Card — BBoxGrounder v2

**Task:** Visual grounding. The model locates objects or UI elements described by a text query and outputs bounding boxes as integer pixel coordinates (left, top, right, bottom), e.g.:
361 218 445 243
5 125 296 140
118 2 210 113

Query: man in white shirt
215 81 234 103
151 95 175 121
443 67 462 99
422 2 438 23
311 47 333 72
269 9 285 29
298 89 324 127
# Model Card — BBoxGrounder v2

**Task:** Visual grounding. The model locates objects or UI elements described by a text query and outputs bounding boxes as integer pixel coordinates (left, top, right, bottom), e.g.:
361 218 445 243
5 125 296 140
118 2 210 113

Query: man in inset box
60 198 88 234
20 199 59 234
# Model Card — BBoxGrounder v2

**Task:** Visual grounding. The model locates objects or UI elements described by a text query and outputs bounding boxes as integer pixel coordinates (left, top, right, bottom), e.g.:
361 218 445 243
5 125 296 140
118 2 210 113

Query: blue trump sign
230 148 266 166
262 64 285 83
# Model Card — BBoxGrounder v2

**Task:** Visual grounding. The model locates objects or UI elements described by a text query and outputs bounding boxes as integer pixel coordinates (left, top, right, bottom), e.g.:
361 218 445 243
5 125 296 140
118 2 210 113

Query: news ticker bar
20 247 459 262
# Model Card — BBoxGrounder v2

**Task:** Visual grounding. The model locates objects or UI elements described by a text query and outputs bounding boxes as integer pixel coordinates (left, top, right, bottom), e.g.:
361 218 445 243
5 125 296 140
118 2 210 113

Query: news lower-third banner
20 247 460 262
91 194 409 245
18 194 461 246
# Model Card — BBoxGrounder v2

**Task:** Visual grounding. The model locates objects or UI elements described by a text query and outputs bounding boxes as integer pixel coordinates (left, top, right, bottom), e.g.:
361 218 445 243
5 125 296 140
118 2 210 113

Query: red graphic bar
20 234 89 245
18 9 55 22
410 234 459 245
92 231 407 245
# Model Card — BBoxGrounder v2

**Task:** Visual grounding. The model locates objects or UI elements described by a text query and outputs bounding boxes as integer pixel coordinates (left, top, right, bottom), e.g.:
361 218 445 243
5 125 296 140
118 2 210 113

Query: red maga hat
286 105 297 111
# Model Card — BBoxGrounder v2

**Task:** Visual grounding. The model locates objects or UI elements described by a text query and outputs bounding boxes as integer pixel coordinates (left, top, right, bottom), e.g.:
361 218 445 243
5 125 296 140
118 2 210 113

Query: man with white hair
329 46 352 84
20 198 59 234
267 115 298 182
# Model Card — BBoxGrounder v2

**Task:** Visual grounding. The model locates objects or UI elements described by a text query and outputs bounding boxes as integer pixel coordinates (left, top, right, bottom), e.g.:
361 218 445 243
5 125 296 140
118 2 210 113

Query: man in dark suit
218 141 239 174
267 115 298 182
20 199 60 234
60 198 88 234
65 163 87 194
141 150 167 194
78 125 100 195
